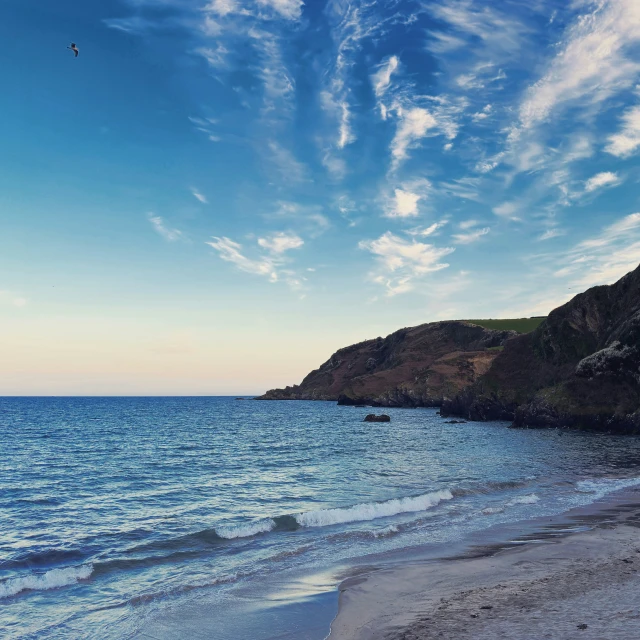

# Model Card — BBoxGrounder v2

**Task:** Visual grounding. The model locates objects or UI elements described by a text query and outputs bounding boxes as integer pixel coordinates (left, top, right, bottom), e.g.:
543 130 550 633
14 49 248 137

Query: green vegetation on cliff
466 317 546 334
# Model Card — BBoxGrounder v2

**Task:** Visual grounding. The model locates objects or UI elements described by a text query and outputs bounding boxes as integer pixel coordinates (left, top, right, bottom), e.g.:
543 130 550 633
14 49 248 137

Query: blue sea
3 397 640 639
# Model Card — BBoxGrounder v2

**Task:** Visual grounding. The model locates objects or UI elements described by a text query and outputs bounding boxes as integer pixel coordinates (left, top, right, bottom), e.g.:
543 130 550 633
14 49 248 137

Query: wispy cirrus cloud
207 230 305 291
606 105 640 158
372 55 400 98
191 188 208 203
584 171 622 193
389 106 438 170
554 212 640 288
516 1 640 134
359 231 454 296
427 0 531 58
451 222 490 244
148 213 183 242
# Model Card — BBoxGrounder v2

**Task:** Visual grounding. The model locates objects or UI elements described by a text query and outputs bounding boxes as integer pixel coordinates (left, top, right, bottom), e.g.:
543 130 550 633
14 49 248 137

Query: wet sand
329 493 640 640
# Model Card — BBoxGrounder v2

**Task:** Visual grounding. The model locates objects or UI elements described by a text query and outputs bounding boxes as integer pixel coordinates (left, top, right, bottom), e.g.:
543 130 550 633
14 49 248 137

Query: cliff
258 321 517 407
441 264 640 432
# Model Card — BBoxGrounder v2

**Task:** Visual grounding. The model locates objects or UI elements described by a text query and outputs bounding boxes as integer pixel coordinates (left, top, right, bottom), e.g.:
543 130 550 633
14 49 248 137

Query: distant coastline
259 264 640 434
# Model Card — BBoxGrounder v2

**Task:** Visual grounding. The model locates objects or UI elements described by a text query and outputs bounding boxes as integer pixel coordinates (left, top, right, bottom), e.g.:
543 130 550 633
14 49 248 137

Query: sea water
3 397 640 639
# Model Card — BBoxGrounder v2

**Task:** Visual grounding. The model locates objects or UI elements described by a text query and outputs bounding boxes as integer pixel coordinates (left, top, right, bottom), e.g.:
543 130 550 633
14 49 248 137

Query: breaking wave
575 476 640 497
295 490 454 528
216 520 276 539
0 564 93 599
507 494 540 506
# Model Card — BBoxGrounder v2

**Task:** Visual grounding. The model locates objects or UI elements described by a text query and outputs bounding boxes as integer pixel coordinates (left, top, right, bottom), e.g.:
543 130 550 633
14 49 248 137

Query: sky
2 0 640 395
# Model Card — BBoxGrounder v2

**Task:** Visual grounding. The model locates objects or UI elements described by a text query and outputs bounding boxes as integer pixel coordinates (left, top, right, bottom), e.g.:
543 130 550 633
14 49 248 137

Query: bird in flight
68 43 79 57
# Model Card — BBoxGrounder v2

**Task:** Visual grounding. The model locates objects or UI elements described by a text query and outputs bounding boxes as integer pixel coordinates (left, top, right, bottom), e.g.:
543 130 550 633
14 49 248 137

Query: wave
507 494 540 506
372 524 400 538
295 490 453 528
0 564 93 599
216 520 276 539
481 506 505 515
576 476 640 497
0 548 86 571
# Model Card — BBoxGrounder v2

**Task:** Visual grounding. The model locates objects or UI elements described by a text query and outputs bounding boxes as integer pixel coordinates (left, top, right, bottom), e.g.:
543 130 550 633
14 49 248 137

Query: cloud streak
148 214 183 242
359 232 454 296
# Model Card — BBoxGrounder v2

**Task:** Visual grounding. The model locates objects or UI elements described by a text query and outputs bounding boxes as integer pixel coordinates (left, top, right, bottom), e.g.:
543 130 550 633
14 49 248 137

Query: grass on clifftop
466 317 546 334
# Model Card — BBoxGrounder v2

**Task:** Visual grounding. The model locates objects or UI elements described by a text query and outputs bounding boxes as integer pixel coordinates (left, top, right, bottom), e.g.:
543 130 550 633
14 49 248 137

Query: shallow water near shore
3 397 640 639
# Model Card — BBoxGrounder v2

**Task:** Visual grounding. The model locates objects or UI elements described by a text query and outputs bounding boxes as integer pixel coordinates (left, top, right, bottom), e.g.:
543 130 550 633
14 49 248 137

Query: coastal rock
364 414 391 422
258 321 517 407
443 263 640 433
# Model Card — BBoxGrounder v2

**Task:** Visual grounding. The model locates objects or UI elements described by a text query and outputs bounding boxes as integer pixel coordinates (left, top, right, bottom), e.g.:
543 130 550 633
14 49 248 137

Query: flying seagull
67 43 79 57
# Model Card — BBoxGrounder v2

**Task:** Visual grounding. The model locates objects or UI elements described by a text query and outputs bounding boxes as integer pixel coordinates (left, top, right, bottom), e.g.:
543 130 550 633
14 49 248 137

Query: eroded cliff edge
257 321 516 407
441 264 640 432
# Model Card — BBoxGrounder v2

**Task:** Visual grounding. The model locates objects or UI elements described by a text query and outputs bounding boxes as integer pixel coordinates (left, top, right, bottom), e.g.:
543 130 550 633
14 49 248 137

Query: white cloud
372 55 400 98
207 233 305 291
554 212 640 288
257 231 304 254
338 101 354 148
472 104 492 121
427 1 530 57
406 222 446 237
256 0 303 20
148 213 183 242
517 0 640 131
359 232 454 296
207 236 276 279
196 44 229 68
426 31 466 53
191 188 208 203
459 219 479 230
493 202 519 219
539 228 564 241
390 189 421 218
605 105 640 157
452 227 490 244
390 107 438 168
205 0 237 17
584 171 622 193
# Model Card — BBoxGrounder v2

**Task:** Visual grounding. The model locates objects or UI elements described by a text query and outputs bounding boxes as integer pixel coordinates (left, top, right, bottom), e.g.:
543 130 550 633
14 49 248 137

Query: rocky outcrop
364 414 391 422
442 264 640 433
258 321 516 407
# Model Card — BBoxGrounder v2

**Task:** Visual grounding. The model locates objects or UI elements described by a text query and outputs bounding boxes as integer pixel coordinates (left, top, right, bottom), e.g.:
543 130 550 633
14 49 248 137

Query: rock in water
364 414 391 422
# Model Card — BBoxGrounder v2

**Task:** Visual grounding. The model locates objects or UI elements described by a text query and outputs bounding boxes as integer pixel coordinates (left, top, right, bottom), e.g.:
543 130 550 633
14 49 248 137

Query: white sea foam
372 524 400 538
507 494 540 506
216 520 276 539
575 477 640 497
481 506 505 515
295 490 453 528
0 564 93 599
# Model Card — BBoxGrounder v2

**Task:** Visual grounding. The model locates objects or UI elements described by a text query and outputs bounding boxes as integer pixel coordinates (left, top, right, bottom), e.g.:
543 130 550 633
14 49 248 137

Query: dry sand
329 501 640 640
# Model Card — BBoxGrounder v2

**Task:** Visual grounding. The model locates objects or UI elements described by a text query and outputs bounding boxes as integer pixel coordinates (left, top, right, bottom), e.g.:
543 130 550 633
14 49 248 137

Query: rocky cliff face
442 264 640 432
258 321 516 407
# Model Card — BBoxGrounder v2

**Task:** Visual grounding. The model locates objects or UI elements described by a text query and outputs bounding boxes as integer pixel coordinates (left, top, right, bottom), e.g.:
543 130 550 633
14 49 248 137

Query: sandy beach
329 493 640 640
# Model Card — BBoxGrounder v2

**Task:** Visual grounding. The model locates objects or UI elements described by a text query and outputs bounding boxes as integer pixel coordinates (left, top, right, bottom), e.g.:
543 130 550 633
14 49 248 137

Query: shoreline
328 486 640 639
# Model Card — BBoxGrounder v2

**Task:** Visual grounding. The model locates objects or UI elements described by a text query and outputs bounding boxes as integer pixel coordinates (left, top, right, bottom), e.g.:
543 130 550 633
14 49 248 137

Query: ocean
3 397 640 639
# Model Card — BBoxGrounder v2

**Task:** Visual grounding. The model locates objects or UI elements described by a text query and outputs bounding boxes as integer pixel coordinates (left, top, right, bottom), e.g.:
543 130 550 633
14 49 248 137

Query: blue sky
2 0 640 394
